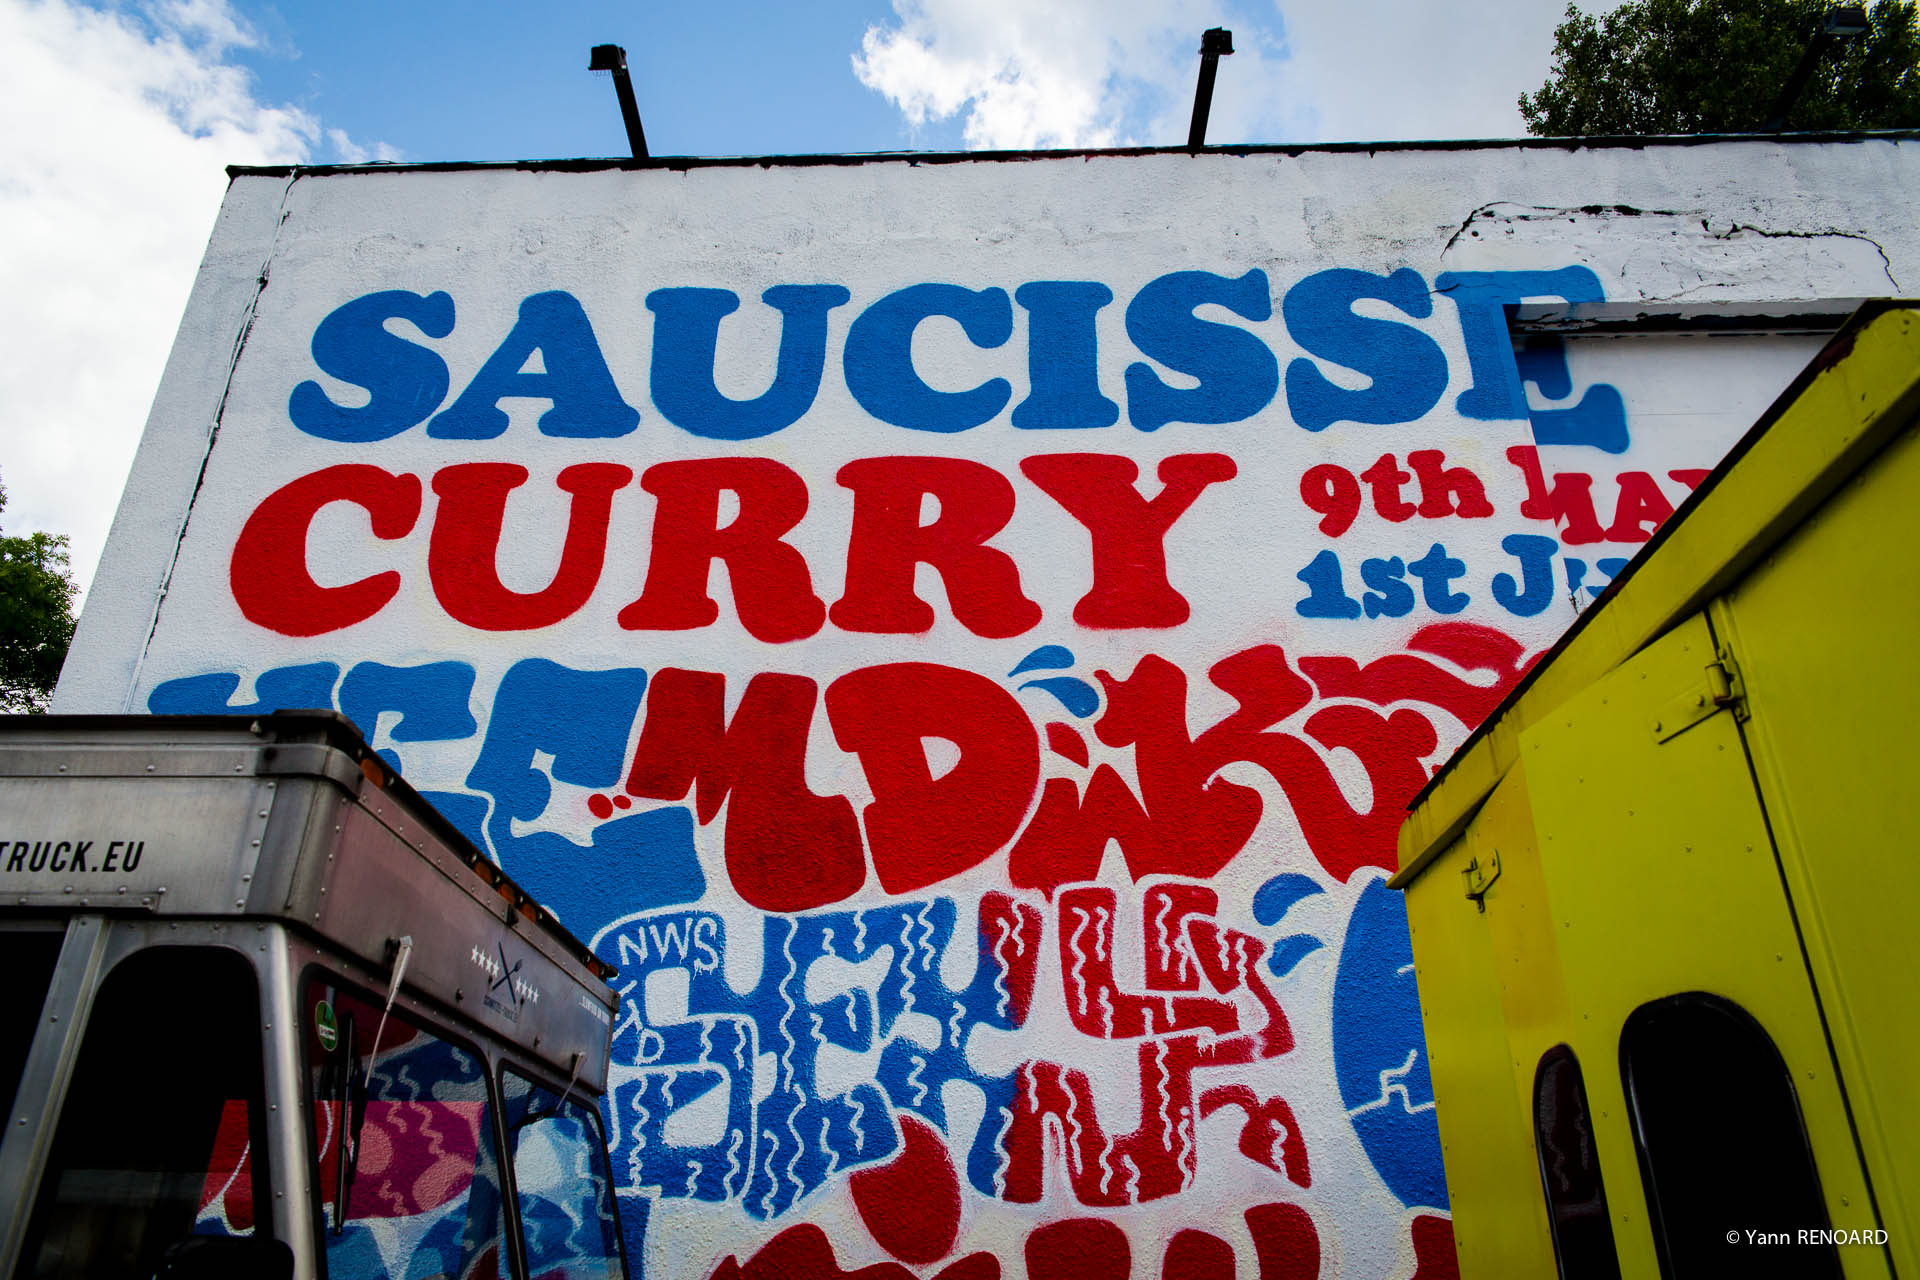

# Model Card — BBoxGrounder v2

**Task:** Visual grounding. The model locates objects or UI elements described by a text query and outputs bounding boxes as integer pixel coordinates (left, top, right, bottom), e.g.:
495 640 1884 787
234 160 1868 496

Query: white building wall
57 136 1919 1279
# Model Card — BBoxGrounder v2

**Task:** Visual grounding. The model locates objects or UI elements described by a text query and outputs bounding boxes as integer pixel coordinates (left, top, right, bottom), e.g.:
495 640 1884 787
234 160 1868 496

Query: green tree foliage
0 474 79 713
1521 0 1920 135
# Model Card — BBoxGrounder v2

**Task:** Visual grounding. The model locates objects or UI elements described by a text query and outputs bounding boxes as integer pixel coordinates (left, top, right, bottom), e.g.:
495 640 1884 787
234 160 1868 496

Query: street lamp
1187 28 1235 149
589 44 650 160
1760 4 1871 131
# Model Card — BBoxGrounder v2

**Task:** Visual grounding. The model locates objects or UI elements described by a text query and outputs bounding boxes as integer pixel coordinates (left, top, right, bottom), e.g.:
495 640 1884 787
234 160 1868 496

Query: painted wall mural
61 144 1916 1277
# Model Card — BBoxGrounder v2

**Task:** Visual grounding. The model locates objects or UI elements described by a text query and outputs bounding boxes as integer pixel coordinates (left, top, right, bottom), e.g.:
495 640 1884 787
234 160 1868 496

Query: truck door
1514 612 1879 1278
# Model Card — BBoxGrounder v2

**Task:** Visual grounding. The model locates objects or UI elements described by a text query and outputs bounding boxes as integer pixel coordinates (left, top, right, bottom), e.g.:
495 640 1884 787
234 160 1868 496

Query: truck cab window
12 946 267 1280
501 1069 623 1280
0 929 63 1124
304 979 506 1280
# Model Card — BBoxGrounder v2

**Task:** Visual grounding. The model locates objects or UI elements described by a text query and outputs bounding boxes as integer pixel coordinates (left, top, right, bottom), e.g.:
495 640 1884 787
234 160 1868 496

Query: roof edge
226 128 1920 181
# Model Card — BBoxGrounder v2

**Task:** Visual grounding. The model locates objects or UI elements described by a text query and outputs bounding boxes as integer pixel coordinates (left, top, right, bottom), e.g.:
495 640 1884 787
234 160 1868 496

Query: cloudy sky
0 0 1611 597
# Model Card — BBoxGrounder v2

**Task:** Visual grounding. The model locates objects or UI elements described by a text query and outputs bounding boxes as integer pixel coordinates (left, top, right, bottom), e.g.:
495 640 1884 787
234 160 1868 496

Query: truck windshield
12 946 266 1279
305 978 506 1280
0 929 62 1123
501 1070 623 1280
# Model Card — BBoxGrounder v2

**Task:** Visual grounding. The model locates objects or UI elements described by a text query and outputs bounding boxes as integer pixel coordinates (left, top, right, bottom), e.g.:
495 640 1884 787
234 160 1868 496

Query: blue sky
227 0 932 161
0 0 1605 595
219 0 1327 162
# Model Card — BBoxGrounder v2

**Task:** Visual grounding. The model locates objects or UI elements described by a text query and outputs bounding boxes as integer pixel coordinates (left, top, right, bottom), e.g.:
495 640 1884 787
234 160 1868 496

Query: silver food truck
0 713 630 1280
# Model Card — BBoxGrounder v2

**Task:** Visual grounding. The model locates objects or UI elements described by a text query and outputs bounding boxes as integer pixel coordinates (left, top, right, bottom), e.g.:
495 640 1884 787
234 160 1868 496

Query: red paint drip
1025 1219 1130 1280
849 1115 961 1265
1246 1202 1321 1280
1409 1215 1459 1280
1045 722 1089 767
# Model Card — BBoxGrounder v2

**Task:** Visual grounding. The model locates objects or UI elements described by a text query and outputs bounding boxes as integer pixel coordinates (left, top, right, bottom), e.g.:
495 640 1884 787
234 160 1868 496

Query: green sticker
315 1000 339 1053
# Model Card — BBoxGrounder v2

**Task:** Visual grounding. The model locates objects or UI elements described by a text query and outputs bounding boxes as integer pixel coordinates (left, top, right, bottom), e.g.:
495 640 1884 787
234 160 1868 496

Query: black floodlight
589 43 650 160
1822 5 1871 36
1188 28 1235 149
1761 4 1872 130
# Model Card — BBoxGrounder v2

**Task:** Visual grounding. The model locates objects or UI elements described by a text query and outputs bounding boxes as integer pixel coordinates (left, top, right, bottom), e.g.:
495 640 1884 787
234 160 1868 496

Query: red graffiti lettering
1605 469 1676 542
981 891 1044 1025
1104 645 1434 884
1019 452 1236 628
1295 621 1535 728
1668 467 1712 493
1360 453 1418 522
831 456 1041 638
619 457 825 643
428 462 631 630
230 464 420 636
1056 886 1238 1039
1246 1202 1321 1280
1505 445 1605 544
709 1225 997 1280
1410 1215 1460 1280
624 625 1533 904
1025 1219 1129 1280
1003 1041 1232 1206
1406 449 1493 519
1508 449 1696 546
1045 722 1089 767
1163 1230 1236 1280
1300 463 1362 537
1142 883 1215 992
624 669 863 912
1013 639 1467 889
826 663 1040 896
849 1116 961 1265
1200 1086 1311 1188
1003 900 1295 1206
1009 770 1155 898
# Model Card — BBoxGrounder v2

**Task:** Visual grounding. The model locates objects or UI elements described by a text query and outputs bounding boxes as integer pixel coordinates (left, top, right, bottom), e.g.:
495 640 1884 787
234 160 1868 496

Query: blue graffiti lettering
1437 267 1629 453
593 895 1035 1221
1283 267 1447 433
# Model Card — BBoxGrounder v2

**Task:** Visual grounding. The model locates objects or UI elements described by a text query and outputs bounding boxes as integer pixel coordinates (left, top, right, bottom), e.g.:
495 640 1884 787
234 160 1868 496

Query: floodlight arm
1187 28 1234 150
1761 5 1870 131
589 44 650 160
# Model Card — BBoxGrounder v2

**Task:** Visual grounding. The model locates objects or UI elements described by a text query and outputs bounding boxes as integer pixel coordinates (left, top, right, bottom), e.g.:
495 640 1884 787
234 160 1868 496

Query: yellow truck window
1621 993 1838 1279
1532 1044 1620 1280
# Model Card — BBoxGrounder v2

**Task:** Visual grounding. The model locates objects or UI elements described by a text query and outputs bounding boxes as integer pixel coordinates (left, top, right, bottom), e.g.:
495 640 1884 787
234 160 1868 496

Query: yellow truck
1393 301 1919 1280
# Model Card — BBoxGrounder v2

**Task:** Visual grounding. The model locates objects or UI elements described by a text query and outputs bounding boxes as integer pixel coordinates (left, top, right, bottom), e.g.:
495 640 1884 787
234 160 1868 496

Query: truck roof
0 711 618 1082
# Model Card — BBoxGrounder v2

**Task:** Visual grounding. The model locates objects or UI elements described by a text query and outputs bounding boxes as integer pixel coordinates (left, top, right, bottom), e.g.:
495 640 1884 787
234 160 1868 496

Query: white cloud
853 0 1628 151
853 0 1282 150
0 0 393 597
326 127 405 165
1272 0 1632 144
